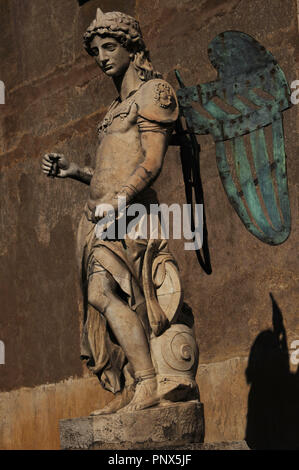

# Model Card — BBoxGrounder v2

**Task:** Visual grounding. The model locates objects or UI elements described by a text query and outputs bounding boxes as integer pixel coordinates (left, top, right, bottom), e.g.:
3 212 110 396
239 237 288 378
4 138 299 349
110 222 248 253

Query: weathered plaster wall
0 0 298 449
0 376 111 450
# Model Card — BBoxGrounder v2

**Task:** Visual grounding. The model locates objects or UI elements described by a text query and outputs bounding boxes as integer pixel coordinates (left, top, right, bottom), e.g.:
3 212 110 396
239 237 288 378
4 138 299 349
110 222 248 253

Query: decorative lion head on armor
84 8 161 81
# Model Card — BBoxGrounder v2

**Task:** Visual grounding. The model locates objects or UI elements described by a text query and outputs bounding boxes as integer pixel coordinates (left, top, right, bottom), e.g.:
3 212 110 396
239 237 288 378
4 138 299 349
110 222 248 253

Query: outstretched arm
41 153 94 185
69 163 94 185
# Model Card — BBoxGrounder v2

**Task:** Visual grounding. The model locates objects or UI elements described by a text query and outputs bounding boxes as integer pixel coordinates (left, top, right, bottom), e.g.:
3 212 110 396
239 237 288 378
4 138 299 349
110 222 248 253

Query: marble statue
41 8 199 415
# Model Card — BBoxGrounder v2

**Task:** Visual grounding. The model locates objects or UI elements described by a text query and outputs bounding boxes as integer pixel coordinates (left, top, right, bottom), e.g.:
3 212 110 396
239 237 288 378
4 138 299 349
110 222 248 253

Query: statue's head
84 8 161 81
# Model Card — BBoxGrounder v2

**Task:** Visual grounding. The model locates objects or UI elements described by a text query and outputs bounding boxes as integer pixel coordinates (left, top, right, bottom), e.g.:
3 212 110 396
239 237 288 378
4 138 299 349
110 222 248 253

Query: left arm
93 131 169 222
94 78 178 221
116 131 168 203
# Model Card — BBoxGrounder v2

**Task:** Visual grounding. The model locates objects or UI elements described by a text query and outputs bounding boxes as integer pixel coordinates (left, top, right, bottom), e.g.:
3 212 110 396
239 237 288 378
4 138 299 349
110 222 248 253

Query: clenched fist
41 153 75 178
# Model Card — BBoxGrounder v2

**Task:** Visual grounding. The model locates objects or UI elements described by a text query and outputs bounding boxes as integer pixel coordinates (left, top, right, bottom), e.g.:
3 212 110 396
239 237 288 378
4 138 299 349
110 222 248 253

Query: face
90 36 132 77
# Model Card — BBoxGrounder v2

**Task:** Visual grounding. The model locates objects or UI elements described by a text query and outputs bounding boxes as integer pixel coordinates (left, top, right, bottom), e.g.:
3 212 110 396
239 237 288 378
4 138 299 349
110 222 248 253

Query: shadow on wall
245 293 299 450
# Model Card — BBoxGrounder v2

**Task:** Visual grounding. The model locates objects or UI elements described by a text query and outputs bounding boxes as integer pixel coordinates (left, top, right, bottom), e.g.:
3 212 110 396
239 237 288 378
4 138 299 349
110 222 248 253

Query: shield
176 31 292 245
154 260 183 324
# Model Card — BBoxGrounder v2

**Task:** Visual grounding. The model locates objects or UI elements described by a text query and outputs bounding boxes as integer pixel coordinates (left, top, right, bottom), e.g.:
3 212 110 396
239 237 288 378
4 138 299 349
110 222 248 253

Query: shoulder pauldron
135 79 179 124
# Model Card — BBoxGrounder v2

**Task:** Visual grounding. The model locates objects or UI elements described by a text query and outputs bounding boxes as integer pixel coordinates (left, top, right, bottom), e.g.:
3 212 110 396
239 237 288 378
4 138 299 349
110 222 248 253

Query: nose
98 49 109 66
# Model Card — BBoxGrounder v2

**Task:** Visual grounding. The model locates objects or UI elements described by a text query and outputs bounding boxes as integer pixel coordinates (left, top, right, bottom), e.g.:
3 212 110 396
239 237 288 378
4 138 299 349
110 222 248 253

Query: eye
104 43 117 51
91 47 99 56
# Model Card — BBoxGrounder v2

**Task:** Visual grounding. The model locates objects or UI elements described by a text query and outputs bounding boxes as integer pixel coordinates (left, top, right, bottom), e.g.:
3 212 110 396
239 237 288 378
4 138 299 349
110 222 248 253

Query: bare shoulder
135 79 179 124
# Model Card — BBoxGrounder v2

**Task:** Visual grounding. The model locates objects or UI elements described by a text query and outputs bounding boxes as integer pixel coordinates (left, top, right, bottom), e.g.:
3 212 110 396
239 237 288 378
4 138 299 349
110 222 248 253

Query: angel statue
42 2 293 417
41 8 199 415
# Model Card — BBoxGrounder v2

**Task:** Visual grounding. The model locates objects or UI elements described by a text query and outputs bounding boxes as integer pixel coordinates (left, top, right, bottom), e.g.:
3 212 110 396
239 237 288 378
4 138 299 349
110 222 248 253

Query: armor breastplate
97 95 137 139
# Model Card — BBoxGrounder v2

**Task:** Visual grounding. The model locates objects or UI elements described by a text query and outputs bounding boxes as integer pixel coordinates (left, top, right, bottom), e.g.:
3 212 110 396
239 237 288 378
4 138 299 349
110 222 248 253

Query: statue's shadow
171 120 212 275
245 293 299 450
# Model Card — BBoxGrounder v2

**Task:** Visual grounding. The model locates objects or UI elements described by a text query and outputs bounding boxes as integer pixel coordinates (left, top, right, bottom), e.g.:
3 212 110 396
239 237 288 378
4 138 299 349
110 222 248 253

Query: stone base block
59 400 204 450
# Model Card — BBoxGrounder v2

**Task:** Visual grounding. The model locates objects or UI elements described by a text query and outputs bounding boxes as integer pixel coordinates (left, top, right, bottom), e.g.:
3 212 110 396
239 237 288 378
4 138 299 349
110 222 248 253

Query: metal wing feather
176 31 292 245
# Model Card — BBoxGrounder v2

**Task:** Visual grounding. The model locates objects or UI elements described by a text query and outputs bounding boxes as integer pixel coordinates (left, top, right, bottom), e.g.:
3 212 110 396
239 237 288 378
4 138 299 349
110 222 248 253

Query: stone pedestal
59 400 204 450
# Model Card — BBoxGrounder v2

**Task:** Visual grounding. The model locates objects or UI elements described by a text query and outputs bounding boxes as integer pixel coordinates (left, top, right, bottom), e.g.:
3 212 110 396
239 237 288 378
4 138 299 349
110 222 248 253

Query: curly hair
83 11 162 81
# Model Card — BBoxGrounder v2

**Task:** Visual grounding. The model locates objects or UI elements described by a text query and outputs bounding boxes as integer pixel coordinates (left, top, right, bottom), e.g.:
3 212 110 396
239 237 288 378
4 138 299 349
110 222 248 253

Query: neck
113 64 143 101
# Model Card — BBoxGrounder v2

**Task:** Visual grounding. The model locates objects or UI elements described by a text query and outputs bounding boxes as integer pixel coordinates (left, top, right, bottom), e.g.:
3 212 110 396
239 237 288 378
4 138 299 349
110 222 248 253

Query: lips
103 65 113 72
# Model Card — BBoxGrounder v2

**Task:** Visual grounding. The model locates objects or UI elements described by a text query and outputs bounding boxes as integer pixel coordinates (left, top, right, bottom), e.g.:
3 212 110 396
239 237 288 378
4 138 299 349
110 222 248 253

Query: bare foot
90 385 135 416
117 376 159 413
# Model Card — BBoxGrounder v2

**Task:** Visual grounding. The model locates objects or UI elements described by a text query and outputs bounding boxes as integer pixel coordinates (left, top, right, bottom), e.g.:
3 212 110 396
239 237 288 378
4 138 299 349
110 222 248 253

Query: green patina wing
176 31 292 245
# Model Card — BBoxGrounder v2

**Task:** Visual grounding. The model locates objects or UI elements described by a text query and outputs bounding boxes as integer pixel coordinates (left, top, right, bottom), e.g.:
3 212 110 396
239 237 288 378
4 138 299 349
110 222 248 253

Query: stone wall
0 0 298 449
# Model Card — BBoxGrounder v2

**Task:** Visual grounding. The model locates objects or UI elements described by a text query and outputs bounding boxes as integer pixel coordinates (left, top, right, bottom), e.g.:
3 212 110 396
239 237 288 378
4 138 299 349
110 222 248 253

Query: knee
88 288 110 313
87 272 118 313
